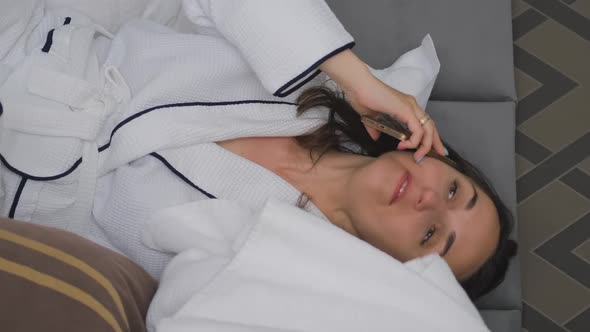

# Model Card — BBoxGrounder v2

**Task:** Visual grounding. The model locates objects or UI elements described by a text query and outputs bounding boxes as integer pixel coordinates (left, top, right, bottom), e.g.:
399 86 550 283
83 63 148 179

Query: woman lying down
0 0 518 331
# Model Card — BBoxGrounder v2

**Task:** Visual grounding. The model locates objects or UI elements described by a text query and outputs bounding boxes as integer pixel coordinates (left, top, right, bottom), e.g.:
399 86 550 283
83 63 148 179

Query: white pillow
368 34 440 111
320 34 439 111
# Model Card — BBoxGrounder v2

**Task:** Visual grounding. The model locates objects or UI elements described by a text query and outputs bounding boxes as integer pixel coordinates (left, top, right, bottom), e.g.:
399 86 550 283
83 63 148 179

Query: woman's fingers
396 98 424 151
431 126 447 156
402 99 447 160
413 120 434 162
411 103 433 161
398 120 423 152
345 75 447 157
398 99 431 158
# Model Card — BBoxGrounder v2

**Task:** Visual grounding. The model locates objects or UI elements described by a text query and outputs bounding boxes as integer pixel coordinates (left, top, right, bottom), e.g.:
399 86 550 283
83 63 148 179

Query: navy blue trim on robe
150 153 216 199
273 41 356 98
98 99 297 152
41 29 55 53
1 99 296 181
0 154 82 181
8 177 28 218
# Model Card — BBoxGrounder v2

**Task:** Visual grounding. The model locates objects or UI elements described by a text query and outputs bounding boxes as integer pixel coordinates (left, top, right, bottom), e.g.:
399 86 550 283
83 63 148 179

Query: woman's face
343 151 500 281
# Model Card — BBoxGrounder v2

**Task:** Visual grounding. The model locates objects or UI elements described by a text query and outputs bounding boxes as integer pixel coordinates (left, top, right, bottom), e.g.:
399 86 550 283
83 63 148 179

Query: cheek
345 153 423 260
349 154 407 203
381 220 420 261
420 157 451 184
347 165 391 209
355 212 420 262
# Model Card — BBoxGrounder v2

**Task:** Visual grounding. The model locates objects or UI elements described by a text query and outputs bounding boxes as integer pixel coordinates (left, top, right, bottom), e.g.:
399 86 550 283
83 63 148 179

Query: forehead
447 184 500 280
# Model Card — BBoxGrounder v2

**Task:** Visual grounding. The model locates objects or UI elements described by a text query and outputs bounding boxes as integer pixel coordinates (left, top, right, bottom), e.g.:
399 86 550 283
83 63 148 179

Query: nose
415 188 442 211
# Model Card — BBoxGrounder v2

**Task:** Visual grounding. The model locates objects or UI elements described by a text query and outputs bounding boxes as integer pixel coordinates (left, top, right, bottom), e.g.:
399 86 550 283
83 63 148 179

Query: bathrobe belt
0 24 129 235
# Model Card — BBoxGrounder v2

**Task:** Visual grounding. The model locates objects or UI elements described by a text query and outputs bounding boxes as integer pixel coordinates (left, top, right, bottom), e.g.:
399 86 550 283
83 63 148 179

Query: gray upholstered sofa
324 1 521 331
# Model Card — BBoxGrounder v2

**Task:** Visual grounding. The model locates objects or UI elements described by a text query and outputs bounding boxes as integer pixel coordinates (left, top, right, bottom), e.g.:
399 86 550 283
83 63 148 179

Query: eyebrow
441 231 456 257
441 183 478 257
466 182 478 210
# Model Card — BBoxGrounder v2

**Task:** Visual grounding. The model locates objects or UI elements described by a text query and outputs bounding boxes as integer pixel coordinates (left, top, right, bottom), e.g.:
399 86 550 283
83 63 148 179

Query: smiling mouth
390 172 410 205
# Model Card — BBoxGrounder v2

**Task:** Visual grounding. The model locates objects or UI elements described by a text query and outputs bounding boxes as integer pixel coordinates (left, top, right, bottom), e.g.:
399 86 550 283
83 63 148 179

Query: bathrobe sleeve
181 0 355 97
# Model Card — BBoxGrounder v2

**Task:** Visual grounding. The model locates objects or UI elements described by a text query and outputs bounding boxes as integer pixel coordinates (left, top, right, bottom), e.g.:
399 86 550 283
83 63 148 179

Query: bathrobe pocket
0 22 125 235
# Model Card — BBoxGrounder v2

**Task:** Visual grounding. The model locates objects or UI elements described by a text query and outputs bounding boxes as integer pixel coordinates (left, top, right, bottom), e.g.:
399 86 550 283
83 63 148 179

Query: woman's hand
348 75 447 161
319 49 446 162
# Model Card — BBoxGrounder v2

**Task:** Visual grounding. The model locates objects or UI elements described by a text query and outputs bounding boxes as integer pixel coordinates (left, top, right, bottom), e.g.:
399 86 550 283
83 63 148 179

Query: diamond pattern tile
512 0 590 331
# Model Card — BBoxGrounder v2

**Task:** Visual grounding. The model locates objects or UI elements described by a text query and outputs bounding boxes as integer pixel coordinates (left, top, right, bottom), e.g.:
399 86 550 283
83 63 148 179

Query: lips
390 172 410 205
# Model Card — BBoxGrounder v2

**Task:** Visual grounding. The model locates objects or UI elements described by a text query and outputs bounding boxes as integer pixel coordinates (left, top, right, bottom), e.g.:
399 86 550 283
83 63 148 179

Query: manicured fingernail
444 147 449 156
397 144 406 151
416 156 424 164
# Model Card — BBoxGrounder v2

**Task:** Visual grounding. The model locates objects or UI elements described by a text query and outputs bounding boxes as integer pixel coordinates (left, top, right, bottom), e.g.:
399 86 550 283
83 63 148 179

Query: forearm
318 49 372 99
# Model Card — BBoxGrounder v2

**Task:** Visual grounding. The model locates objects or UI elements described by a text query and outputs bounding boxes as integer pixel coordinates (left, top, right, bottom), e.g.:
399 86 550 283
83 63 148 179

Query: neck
219 136 372 237
278 143 372 237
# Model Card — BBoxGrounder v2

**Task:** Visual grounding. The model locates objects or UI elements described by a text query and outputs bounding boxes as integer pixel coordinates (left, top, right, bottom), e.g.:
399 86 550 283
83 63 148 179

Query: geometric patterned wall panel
512 0 590 331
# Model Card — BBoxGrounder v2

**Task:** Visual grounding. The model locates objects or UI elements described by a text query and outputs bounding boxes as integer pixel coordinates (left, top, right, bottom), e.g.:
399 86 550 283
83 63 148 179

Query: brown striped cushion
0 218 157 332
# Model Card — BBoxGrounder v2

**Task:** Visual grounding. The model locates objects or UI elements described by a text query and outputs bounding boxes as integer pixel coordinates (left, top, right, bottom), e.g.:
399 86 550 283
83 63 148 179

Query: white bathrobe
0 1 490 331
0 0 439 277
143 198 490 332
0 0 355 275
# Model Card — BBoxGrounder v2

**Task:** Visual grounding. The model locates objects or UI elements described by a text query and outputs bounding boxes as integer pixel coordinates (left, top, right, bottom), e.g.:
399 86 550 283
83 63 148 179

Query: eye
448 180 458 200
421 225 436 245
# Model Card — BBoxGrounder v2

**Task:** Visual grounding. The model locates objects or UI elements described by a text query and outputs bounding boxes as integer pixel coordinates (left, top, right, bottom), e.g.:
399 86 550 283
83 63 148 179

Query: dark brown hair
294 85 518 301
